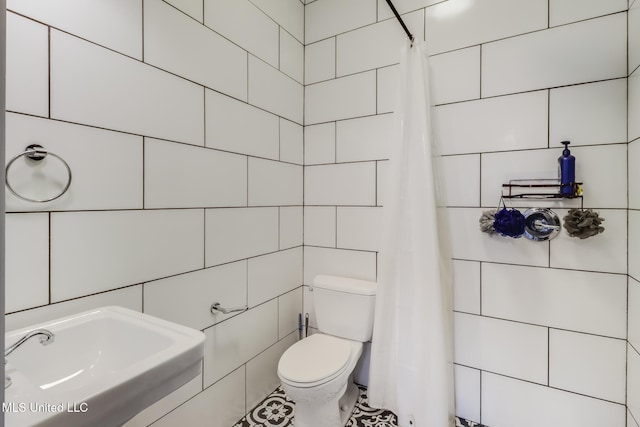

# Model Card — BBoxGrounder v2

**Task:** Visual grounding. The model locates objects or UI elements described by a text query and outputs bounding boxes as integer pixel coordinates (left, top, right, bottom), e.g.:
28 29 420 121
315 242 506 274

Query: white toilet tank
313 275 377 342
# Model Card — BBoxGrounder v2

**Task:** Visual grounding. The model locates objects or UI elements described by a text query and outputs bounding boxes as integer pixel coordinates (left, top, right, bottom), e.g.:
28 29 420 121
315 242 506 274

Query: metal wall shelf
501 179 583 201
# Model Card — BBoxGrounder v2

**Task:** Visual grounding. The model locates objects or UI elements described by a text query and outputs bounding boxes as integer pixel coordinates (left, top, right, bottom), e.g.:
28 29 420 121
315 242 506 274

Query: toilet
277 275 377 427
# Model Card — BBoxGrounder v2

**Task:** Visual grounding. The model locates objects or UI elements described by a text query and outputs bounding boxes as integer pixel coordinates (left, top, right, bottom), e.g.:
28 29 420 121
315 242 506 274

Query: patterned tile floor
232 386 486 427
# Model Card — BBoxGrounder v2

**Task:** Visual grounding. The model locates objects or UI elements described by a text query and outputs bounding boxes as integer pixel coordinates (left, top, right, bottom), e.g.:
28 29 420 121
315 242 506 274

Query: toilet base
290 379 359 427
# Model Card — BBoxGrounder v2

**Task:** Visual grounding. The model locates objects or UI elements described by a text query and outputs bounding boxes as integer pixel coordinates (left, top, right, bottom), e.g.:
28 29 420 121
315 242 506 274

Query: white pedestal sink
4 306 205 427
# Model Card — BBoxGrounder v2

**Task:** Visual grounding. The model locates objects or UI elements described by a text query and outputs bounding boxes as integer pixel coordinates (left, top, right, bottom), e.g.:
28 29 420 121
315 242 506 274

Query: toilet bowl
278 334 363 427
277 275 377 427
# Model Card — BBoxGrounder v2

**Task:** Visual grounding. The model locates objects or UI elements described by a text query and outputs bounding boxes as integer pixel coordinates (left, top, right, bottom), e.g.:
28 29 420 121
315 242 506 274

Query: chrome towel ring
5 144 72 203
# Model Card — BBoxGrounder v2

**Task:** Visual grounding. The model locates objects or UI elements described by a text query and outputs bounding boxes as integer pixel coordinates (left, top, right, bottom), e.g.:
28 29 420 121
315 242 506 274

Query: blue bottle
558 141 575 197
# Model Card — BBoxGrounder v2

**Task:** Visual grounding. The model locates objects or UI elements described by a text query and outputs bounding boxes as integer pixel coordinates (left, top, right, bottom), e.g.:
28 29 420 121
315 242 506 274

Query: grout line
47 26 51 119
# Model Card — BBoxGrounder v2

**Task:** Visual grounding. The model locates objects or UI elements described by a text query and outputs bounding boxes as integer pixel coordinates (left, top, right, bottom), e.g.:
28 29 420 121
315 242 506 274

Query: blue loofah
493 207 526 238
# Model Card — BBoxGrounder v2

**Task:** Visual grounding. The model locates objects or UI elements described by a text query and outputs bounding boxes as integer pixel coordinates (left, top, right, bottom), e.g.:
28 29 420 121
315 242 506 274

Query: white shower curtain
368 39 455 427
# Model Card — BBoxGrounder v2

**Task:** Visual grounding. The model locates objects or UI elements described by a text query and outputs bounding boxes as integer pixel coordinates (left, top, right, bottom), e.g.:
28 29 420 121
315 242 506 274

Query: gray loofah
563 208 605 239
479 210 496 234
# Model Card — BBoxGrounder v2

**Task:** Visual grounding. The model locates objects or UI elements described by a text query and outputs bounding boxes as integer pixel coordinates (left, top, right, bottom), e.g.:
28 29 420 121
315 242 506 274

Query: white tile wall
429 47 480 106
143 261 247 331
454 365 480 423
482 13 627 98
203 300 278 386
280 30 304 83
549 0 627 27
7 0 143 59
249 55 304 124
482 372 626 427
434 90 548 156
248 158 303 206
204 0 278 67
377 65 399 114
279 206 303 249
144 0 248 101
5 214 49 313
303 246 377 285
6 113 143 212
550 79 628 147
6 13 48 117
336 114 397 162
51 30 205 145
425 0 548 55
144 138 247 209
336 207 383 251
549 330 626 403
631 141 640 210
152 367 245 427
630 346 640 425
631 211 640 282
377 0 441 19
305 0 377 44
439 154 480 207
305 71 377 124
304 206 337 247
280 119 304 165
631 0 640 74
630 278 640 351
247 248 303 306
452 260 480 315
205 208 279 267
251 0 304 43
305 39 336 85
205 90 279 159
304 123 336 164
278 291 303 339
164 0 203 23
630 69 640 143
482 263 627 338
50 210 204 301
336 11 424 77
454 313 548 384
305 163 376 205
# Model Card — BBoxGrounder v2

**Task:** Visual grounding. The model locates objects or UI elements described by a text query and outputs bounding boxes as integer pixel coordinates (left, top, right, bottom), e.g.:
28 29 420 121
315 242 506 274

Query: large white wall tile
205 90 279 159
6 13 48 117
303 247 377 285
6 113 143 212
452 260 480 315
631 0 640 74
430 46 480 106
454 365 480 423
304 207 337 247
336 207 383 251
630 346 640 424
549 330 626 403
278 291 302 339
305 39 336 85
5 213 49 313
304 123 336 165
203 300 278 386
152 367 245 427
336 114 397 162
336 11 424 77
7 0 142 59
482 263 627 338
630 69 640 142
249 55 303 124
482 372 626 427
425 0 547 55
204 0 278 67
280 119 304 165
205 207 279 266
280 30 304 83
144 0 247 101
251 0 304 42
550 79 627 147
630 278 640 351
248 248 303 306
280 206 303 249
51 30 204 145
305 163 376 206
549 0 627 27
246 333 297 411
482 13 627 97
248 158 303 206
550 209 627 274
305 72 376 124
5 286 142 331
434 91 548 156
164 0 203 23
446 208 550 267
377 65 399 114
144 261 247 331
51 210 204 302
631 211 640 282
454 313 548 384
145 139 247 209
631 141 640 209
305 0 376 44
439 154 480 207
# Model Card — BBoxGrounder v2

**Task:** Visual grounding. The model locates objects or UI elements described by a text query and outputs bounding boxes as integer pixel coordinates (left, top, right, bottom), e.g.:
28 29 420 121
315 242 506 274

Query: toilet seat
278 334 353 388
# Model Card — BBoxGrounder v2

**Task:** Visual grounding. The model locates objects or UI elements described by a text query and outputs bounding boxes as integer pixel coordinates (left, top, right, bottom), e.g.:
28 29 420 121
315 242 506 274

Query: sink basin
4 306 205 427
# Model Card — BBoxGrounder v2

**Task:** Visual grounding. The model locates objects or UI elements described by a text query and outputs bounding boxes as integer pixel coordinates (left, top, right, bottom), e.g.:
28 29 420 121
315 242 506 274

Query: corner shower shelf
501 179 583 202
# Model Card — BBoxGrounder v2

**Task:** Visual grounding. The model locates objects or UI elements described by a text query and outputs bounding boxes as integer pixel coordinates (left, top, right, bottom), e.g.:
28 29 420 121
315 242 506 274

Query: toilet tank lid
313 275 377 296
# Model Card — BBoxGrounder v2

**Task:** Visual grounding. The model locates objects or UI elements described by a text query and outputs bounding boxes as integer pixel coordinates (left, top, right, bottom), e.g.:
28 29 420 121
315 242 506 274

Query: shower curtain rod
384 0 414 43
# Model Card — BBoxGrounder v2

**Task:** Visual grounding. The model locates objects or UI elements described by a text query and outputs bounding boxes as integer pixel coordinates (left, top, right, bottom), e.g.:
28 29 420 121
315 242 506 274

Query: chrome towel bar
210 302 248 315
